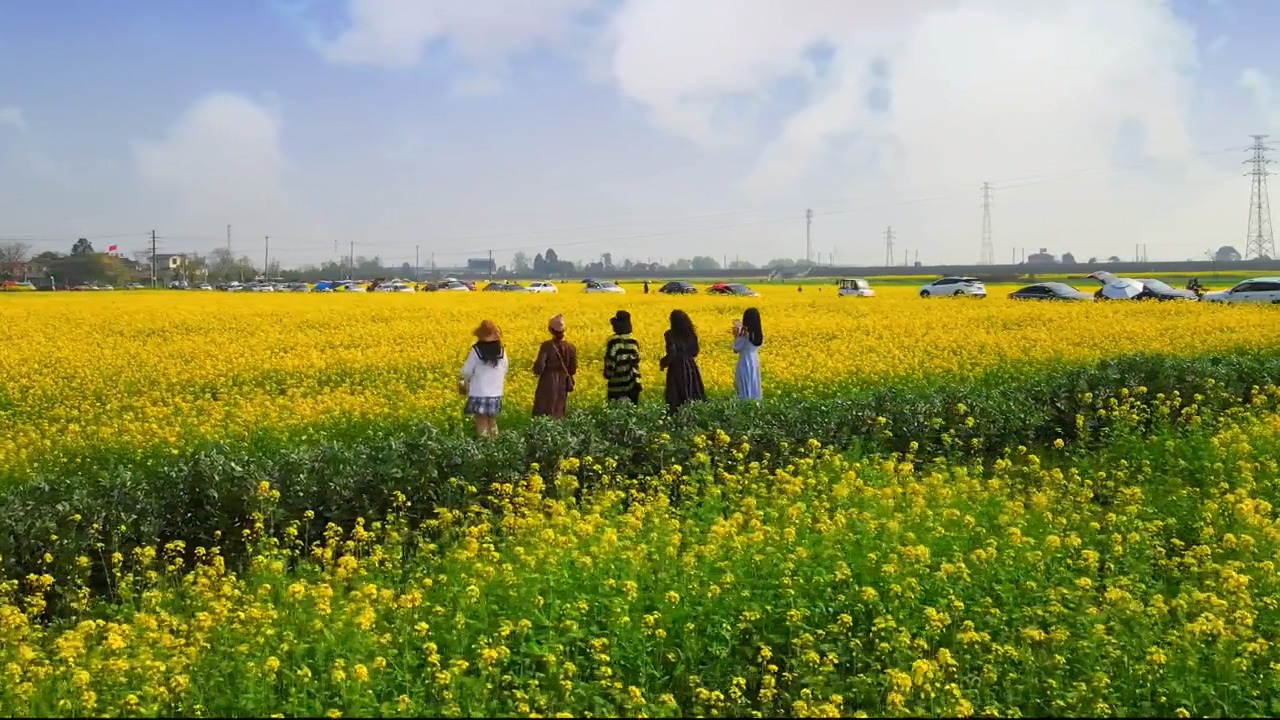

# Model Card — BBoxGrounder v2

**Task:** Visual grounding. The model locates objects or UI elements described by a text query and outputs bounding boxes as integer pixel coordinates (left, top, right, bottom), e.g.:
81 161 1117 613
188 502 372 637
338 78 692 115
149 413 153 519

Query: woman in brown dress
532 314 577 418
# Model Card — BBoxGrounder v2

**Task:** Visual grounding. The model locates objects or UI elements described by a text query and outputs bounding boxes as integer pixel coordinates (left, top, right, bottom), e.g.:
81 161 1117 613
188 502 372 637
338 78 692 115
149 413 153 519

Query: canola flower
2 394 1280 716
1 284 1277 481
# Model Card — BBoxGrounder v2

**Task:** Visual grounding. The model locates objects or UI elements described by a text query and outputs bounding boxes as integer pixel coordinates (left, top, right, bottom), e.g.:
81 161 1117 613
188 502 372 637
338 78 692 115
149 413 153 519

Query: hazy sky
1 0 1277 267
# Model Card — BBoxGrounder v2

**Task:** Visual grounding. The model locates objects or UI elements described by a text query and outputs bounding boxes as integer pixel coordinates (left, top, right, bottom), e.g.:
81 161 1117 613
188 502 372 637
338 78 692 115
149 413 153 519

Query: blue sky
1 0 1278 267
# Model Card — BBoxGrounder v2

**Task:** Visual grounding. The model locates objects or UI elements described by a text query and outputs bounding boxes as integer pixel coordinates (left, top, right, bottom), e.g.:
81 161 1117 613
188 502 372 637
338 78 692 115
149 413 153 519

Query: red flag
107 245 118 252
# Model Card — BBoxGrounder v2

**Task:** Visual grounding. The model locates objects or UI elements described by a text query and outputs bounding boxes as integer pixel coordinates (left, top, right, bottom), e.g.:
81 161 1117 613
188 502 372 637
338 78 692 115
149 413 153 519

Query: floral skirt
464 396 502 417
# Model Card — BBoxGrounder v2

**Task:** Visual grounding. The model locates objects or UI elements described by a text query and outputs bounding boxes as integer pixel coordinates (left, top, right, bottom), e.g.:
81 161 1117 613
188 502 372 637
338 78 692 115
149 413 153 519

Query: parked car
526 281 558 294
919 276 986 298
438 280 471 292
198 283 214 291
124 283 144 290
1202 277 1280 304
707 282 760 297
1086 271 1144 300
584 280 625 294
482 281 525 292
1132 278 1198 301
442 277 476 291
1008 282 1093 301
836 278 875 297
659 281 698 295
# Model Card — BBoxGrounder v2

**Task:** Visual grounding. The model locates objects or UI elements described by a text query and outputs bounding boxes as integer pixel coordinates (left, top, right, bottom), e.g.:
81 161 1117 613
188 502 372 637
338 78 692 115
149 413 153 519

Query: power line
0 143 1251 264
1245 134 1276 261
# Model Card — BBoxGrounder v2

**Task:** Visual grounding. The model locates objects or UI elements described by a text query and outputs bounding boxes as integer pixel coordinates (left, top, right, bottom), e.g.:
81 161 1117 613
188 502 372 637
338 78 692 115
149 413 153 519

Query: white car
584 280 625 294
198 283 213 291
377 281 415 293
837 278 875 297
527 281 558 294
439 280 471 292
919 276 986 298
1202 277 1280 304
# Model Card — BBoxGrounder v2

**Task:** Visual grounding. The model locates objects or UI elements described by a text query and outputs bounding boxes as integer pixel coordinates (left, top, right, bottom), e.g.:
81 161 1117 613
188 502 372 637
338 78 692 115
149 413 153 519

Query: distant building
466 257 495 273
1027 248 1057 264
152 253 187 270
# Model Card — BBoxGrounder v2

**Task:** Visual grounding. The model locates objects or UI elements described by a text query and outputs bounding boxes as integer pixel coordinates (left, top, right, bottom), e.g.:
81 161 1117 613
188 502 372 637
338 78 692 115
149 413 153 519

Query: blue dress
733 334 762 401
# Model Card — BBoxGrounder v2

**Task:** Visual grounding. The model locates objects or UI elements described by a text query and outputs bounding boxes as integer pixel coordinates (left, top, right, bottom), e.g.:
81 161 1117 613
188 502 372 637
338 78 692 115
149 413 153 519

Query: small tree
1215 245 1242 262
0 241 31 279
70 238 94 255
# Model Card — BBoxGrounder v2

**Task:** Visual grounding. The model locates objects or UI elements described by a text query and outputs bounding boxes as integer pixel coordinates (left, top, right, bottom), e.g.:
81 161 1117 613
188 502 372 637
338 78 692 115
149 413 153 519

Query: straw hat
548 314 565 333
473 319 501 342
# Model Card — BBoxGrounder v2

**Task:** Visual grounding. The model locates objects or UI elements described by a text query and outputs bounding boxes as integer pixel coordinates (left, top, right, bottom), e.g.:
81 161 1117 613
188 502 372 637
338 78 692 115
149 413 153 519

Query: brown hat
473 319 501 342
548 314 565 333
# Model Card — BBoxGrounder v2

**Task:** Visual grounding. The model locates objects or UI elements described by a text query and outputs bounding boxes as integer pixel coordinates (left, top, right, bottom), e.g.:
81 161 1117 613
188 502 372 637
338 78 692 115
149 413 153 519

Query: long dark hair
668 309 696 343
742 307 763 347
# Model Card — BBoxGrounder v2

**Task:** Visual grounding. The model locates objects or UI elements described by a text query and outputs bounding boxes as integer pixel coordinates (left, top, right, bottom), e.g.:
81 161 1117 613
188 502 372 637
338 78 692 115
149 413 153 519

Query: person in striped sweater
603 310 642 404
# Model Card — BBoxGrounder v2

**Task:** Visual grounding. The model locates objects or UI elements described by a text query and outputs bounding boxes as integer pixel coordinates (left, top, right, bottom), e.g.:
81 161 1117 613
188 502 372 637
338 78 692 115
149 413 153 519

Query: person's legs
473 414 487 437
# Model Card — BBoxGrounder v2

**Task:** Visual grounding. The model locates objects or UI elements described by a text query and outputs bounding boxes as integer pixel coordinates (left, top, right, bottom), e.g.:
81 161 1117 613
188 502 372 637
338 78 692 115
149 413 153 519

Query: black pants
608 386 641 404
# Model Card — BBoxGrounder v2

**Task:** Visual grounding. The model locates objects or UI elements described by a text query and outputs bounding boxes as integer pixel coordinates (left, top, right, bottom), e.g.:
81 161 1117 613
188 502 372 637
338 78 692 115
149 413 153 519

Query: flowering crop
1 286 1276 480
4 397 1280 716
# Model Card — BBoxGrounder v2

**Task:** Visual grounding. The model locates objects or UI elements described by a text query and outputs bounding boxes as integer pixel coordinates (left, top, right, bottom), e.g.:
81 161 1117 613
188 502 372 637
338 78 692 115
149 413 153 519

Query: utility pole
226 224 232 254
488 250 494 280
980 182 995 265
349 241 355 280
415 245 420 282
263 236 269 279
150 229 157 288
883 226 895 267
805 208 813 267
1245 134 1276 260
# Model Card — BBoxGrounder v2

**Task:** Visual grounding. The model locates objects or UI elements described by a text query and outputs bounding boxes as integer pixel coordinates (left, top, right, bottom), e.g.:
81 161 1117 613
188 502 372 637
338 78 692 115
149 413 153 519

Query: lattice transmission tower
883 226 895 267
979 181 995 265
1245 135 1276 260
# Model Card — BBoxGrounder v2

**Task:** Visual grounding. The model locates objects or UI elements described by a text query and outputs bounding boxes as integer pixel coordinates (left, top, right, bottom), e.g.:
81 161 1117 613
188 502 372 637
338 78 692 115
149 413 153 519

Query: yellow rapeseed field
0 284 1276 476
4 401 1280 716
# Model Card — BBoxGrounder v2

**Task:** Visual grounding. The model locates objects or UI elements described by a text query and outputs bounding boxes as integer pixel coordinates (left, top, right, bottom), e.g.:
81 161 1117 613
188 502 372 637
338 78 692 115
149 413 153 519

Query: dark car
659 281 698 295
1133 278 1198 301
482 281 525 292
1008 282 1093 301
707 282 760 297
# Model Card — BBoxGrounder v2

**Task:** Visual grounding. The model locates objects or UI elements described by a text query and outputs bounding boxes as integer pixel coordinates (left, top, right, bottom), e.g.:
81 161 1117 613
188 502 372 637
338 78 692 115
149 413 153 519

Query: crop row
5 379 1280 715
4 349 1280 615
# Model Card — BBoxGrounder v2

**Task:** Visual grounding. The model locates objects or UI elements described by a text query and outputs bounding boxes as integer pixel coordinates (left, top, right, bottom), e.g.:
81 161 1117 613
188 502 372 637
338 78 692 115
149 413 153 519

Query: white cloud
1240 68 1280 129
0 107 26 131
602 0 1199 190
131 92 324 243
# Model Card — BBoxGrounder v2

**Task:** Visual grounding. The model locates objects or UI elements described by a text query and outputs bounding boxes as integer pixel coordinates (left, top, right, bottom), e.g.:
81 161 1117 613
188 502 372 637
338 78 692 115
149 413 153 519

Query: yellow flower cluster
2 395 1279 716
0 284 1275 479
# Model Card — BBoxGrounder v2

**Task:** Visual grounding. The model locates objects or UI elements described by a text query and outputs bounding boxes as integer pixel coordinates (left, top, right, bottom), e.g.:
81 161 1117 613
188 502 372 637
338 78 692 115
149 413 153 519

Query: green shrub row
2 350 1279 616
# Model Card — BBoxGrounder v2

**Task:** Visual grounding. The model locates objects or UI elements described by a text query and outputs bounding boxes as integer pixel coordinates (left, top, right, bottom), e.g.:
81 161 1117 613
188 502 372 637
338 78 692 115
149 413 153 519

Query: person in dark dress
532 314 577 419
660 309 706 413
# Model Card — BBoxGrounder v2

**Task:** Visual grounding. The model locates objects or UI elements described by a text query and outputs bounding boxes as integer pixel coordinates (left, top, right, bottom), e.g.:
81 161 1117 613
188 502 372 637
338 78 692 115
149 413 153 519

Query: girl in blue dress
732 307 763 401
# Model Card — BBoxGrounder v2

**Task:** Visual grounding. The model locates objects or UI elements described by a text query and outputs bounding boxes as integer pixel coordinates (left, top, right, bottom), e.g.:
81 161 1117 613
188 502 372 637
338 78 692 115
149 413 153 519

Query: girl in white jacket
459 319 509 438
